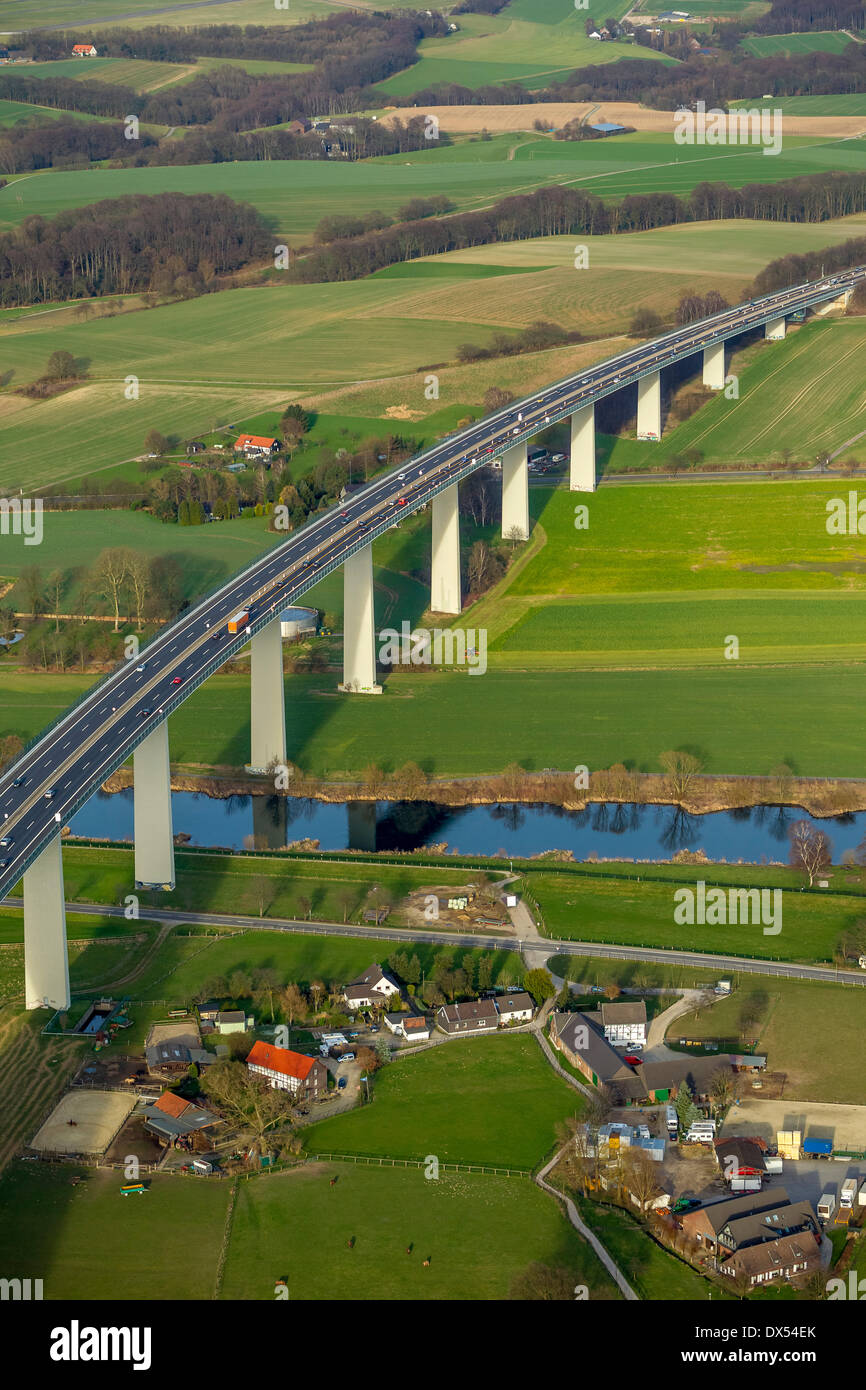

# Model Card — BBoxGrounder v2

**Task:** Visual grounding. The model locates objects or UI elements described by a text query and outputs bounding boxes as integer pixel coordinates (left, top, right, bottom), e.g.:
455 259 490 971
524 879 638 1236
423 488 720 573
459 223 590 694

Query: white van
665 1106 677 1130
817 1190 836 1222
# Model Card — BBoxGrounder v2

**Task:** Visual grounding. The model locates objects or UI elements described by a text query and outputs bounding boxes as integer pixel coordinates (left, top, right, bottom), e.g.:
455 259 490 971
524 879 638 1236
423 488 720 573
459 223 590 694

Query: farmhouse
437 999 498 1034
246 1041 327 1099
549 1012 645 1102
71 43 98 56
233 434 281 460
495 992 534 1025
637 1054 735 1103
596 1000 647 1046
342 963 400 1009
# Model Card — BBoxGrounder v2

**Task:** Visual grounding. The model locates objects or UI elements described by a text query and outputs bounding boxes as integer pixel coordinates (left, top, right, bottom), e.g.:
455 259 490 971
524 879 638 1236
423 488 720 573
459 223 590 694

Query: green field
0 1153 615 1301
0 133 857 243
667 975 866 1102
0 1162 229 1300
5 658 866 779
305 1033 578 1167
0 0 331 29
732 92 866 117
741 31 855 57
530 867 865 967
16 57 193 90
377 1 671 96
2 214 864 495
223 1161 615 1301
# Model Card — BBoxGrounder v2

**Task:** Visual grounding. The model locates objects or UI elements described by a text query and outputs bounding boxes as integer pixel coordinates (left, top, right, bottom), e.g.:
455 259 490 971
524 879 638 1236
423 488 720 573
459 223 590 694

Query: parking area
720 1098 866 1152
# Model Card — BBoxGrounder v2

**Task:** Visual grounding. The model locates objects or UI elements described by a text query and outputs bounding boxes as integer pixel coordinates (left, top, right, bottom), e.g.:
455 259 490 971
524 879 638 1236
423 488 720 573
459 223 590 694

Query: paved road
24 899 866 988
1 267 861 903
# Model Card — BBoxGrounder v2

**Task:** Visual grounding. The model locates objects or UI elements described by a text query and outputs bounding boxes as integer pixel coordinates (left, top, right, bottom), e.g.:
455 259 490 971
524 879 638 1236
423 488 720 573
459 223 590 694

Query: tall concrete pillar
501 441 529 541
24 835 70 1011
637 369 662 441
703 341 726 390
339 544 382 693
249 618 287 771
431 483 461 615
134 720 175 890
569 403 596 492
765 317 786 340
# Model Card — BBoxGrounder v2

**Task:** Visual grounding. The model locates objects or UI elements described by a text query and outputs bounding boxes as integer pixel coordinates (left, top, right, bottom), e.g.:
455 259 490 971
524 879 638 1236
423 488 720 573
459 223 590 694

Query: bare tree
91 547 132 632
788 819 832 886
659 749 704 804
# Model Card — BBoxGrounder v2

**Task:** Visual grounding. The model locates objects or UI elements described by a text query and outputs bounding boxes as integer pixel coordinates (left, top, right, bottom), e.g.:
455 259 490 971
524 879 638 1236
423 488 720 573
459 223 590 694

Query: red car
397 497 408 507
171 676 183 685
624 1055 642 1065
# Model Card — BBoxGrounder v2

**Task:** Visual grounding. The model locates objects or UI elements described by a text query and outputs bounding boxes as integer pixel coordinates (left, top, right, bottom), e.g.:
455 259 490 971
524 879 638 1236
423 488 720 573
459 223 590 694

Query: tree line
751 232 866 295
292 171 866 284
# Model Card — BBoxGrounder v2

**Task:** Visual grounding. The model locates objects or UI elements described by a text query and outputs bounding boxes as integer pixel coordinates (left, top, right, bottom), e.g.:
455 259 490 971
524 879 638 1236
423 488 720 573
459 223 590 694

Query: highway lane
1 266 862 900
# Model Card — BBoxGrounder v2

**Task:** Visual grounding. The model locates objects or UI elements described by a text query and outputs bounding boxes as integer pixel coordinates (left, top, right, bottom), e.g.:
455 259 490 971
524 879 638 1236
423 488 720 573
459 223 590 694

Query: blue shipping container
803 1138 833 1155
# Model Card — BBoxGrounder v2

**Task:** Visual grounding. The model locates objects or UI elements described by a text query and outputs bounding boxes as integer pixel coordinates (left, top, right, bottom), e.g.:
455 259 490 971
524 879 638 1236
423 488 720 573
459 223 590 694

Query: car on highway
172 676 183 685
0 860 8 870
11 778 24 788
44 787 56 799
397 497 408 507
136 663 147 673
139 708 152 718
397 472 407 481
0 836 12 848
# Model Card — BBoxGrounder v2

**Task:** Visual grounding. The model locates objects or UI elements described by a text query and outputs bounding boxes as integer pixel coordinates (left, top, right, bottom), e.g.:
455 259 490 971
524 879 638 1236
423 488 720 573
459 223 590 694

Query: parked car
338 1076 347 1089
338 1052 355 1063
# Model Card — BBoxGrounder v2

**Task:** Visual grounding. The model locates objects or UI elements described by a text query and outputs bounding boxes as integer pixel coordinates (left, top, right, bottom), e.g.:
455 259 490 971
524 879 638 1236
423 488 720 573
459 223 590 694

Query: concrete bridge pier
702 341 726 390
248 618 288 772
569 403 596 492
24 834 70 1011
339 543 382 693
431 482 461 614
134 720 175 890
637 369 662 441
501 441 529 540
765 317 786 340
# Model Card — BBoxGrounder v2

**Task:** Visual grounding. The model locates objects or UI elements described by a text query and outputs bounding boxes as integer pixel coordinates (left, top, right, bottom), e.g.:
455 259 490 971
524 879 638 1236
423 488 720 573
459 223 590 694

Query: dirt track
382 102 866 140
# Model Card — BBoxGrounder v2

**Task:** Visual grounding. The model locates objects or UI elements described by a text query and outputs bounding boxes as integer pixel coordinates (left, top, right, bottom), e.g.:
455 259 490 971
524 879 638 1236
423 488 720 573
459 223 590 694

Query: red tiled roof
153 1091 191 1118
247 1041 316 1080
234 434 278 449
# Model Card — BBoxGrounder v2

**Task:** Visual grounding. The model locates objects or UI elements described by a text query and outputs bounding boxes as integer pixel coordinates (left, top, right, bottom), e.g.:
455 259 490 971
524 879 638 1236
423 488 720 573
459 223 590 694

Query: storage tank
280 606 318 640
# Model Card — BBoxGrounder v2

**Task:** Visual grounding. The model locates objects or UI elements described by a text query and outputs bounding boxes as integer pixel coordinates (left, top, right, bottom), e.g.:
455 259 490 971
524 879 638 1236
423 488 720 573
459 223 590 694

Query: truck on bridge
227 609 250 635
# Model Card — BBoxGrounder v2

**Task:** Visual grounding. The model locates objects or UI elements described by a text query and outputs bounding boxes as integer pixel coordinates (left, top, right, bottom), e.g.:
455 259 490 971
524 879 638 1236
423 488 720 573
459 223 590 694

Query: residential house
383 1012 432 1042
549 1012 646 1103
342 963 400 1009
680 1187 819 1263
216 1010 252 1035
72 43 98 56
718 1231 822 1288
141 1091 220 1146
246 1041 327 1099
437 999 498 1034
197 1000 221 1025
285 119 310 135
495 992 534 1025
233 434 281 460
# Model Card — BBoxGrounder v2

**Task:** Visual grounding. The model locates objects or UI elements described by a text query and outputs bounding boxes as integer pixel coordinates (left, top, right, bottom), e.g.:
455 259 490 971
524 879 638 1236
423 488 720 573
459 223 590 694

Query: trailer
841 1177 858 1208
803 1137 833 1157
227 609 250 634
731 1176 762 1193
858 1181 866 1208
817 1190 836 1222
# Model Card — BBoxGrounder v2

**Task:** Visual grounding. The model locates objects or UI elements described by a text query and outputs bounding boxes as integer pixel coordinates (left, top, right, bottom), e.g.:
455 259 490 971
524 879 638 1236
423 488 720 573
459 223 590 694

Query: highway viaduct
1 267 861 1010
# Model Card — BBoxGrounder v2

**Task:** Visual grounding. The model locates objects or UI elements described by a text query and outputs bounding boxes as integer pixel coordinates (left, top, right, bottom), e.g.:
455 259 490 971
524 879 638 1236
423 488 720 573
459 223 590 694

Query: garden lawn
305 1033 579 1168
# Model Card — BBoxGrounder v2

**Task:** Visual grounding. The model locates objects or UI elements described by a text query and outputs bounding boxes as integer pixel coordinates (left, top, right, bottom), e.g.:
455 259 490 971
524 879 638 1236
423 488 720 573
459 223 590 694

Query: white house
599 1001 647 1046
495 992 534 1025
383 1012 432 1042
343 962 400 1009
